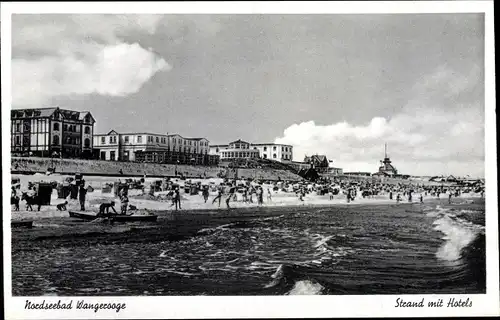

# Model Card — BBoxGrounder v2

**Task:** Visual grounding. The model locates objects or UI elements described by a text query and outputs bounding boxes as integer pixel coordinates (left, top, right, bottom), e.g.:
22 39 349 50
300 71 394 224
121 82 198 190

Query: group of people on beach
209 184 263 209
11 172 486 215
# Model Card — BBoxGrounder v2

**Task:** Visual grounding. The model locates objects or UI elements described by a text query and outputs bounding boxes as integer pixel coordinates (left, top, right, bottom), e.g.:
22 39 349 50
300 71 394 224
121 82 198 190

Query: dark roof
94 130 209 142
185 137 209 141
11 107 57 118
251 143 293 147
229 139 250 145
78 111 96 122
209 144 229 147
304 155 328 163
11 107 95 122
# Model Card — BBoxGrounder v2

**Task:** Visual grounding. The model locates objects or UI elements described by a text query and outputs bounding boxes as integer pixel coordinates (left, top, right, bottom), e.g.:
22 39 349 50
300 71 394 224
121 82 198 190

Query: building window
137 136 142 143
124 136 129 143
53 123 60 131
110 151 116 161
84 126 90 134
282 147 284 152
156 137 159 143
53 135 60 145
264 147 267 151
15 123 21 132
263 154 267 159
273 146 276 151
15 136 21 145
84 138 90 148
101 137 105 144
216 147 219 152
273 154 277 158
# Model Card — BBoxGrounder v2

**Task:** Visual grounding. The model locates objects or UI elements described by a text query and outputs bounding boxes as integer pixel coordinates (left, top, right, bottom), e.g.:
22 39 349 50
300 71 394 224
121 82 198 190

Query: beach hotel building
11 107 95 159
93 130 218 166
209 139 293 162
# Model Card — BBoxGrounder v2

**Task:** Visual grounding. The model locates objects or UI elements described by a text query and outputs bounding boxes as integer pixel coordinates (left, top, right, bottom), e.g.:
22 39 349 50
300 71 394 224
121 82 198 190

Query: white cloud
13 43 169 106
275 65 484 177
12 14 170 107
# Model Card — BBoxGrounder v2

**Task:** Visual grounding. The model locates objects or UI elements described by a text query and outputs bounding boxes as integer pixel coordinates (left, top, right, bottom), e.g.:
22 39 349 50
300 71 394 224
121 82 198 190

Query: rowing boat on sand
69 211 158 222
11 220 34 228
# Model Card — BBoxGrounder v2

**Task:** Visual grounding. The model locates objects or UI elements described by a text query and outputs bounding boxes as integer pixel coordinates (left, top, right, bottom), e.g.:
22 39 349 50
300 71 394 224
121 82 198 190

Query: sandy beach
11 173 482 222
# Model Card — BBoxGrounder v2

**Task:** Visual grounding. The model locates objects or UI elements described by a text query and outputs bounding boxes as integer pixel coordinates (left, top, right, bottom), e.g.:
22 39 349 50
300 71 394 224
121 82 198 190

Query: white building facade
93 130 211 164
209 139 293 163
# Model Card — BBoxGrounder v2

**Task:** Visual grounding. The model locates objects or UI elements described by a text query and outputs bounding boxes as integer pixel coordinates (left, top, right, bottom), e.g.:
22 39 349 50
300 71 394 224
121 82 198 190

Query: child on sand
99 201 118 217
56 201 68 211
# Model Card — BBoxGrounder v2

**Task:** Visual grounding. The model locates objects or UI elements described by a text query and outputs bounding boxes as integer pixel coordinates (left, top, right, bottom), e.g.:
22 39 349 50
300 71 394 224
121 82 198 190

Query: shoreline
11 195 483 222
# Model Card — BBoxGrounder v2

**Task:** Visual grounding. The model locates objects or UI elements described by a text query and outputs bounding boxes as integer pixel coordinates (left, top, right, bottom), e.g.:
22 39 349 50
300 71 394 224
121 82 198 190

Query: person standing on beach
226 186 236 209
174 188 182 210
448 191 452 204
420 193 424 203
242 188 248 203
249 187 254 203
267 188 272 202
202 186 210 203
257 187 263 205
120 194 129 215
212 186 223 207
79 182 87 211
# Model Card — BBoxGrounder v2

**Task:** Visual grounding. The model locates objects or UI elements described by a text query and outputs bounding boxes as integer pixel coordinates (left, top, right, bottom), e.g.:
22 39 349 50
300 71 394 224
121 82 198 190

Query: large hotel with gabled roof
10 107 95 158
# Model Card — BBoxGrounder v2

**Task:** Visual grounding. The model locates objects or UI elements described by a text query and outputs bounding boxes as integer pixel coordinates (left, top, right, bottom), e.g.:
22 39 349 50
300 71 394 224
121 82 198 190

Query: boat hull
11 221 34 228
69 211 157 222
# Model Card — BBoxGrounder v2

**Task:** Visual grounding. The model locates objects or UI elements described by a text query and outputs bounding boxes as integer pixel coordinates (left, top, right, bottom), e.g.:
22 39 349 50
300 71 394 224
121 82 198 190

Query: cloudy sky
11 14 485 177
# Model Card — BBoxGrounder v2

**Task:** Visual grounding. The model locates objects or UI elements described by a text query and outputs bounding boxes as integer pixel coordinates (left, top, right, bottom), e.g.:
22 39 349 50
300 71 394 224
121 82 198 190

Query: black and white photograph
2 1 498 319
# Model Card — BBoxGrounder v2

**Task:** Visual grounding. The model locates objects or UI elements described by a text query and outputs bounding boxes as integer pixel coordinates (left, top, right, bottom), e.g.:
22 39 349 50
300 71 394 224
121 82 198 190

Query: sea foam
433 212 483 262
287 280 324 295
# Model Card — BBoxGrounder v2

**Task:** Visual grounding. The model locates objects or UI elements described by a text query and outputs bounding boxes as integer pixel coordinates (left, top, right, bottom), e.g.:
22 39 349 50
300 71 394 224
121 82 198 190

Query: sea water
12 200 485 296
